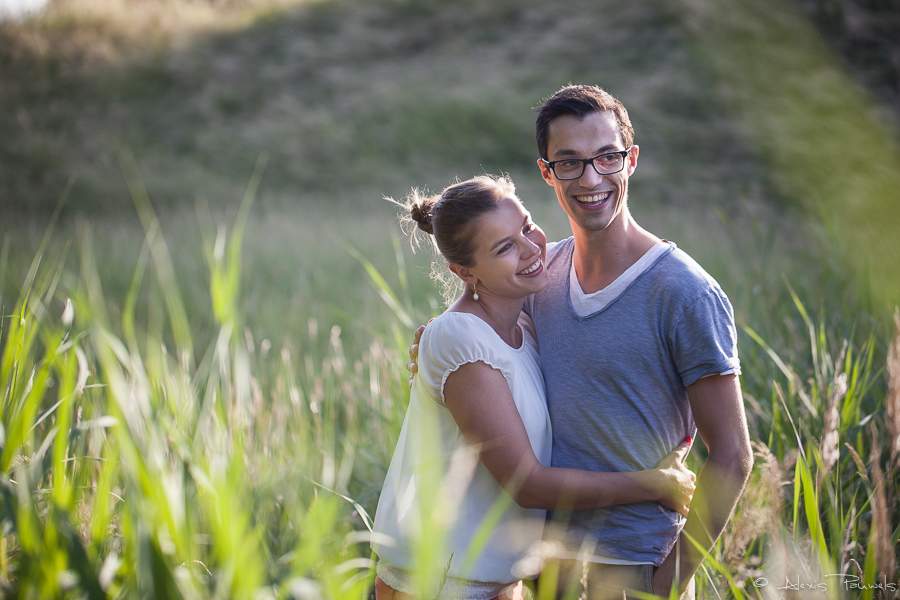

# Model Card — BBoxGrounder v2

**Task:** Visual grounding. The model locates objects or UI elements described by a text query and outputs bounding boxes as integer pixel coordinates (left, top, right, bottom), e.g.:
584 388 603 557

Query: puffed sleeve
417 312 514 406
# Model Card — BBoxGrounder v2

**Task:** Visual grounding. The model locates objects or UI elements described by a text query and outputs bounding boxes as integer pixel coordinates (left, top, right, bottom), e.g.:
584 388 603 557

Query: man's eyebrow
551 144 618 158
489 215 529 251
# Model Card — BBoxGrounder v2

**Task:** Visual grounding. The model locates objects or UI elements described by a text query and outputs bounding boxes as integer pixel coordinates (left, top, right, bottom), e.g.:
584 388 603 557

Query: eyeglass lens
554 153 624 179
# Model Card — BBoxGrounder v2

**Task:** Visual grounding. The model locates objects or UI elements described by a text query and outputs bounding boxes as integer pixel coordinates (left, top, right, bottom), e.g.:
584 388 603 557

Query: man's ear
538 159 554 186
626 144 639 176
449 263 477 286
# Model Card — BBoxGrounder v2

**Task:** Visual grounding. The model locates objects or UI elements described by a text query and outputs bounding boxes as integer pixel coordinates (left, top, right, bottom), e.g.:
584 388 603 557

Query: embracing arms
443 361 695 515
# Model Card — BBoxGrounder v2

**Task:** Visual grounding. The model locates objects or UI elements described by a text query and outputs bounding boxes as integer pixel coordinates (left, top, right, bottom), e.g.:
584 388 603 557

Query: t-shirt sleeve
418 314 513 405
670 287 742 387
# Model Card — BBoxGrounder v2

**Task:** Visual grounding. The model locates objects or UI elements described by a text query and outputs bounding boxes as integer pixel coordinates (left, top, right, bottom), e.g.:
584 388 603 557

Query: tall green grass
1 194 897 598
0 185 413 597
691 301 899 599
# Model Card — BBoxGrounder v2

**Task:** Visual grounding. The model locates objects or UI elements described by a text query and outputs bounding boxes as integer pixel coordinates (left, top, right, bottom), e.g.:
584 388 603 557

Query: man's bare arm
651 373 753 596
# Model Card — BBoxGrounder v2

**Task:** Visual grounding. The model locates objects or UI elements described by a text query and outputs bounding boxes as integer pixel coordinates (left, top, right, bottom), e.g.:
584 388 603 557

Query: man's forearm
653 445 752 595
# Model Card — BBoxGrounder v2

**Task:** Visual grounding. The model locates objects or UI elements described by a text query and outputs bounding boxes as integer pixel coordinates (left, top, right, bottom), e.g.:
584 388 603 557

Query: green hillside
1 0 898 345
0 0 784 216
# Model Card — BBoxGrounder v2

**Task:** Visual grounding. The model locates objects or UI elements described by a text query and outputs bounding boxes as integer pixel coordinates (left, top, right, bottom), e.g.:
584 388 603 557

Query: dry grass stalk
868 425 896 583
886 308 900 474
840 505 857 575
724 441 784 565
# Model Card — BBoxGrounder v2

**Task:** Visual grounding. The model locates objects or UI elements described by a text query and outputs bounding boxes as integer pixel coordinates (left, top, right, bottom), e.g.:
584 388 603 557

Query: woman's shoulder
422 311 496 348
423 311 536 358
418 311 515 387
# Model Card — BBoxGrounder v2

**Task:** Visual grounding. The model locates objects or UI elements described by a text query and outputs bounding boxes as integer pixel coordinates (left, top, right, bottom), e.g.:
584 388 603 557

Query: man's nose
580 161 604 186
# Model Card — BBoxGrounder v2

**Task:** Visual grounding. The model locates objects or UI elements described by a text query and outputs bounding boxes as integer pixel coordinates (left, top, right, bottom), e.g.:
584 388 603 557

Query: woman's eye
523 222 536 233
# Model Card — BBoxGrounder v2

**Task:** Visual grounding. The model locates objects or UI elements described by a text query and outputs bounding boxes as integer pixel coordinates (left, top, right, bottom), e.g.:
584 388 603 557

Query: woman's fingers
406 326 426 371
656 436 694 471
672 436 693 462
406 325 427 388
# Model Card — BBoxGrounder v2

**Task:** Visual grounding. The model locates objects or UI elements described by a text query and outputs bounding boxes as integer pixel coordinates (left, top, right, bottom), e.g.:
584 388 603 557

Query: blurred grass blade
344 244 415 330
118 151 193 358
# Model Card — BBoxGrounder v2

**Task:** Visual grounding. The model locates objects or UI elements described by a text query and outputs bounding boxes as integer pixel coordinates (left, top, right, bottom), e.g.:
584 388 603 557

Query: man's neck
571 212 660 295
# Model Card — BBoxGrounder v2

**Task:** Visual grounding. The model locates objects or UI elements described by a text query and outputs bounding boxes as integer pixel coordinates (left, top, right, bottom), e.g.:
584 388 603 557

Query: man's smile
574 190 612 206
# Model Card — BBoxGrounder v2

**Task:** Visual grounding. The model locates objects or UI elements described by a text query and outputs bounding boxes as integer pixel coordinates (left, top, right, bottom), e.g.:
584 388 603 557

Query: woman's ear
449 263 477 286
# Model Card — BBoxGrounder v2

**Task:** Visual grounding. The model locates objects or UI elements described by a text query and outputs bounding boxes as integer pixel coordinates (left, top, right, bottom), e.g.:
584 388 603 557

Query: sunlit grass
1 193 898 597
0 189 413 597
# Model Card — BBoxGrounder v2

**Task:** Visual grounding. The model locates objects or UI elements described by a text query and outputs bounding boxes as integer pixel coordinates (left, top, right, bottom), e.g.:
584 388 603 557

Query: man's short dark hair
534 85 635 159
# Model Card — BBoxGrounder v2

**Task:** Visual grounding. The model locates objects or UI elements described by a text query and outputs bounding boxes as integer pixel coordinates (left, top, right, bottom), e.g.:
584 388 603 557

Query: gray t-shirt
524 238 740 565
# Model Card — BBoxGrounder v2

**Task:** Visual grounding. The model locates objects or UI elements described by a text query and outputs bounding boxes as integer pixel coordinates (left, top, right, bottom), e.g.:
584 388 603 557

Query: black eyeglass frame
540 147 634 180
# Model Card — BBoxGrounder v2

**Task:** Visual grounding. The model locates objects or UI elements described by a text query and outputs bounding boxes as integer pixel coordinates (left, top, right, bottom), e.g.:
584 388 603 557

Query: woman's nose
521 236 540 257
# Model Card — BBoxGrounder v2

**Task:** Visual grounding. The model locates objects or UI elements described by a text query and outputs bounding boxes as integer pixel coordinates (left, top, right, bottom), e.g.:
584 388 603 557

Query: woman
371 175 694 600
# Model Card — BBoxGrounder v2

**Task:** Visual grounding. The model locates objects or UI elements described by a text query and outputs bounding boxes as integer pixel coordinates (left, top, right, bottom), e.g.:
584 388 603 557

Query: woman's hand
406 325 425 387
651 437 696 517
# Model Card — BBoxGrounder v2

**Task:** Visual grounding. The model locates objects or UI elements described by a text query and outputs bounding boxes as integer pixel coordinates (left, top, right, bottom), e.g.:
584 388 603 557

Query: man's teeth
577 192 610 204
519 259 542 275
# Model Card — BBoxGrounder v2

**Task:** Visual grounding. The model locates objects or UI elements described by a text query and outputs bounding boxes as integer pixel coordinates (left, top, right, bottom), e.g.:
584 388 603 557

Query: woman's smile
518 257 544 277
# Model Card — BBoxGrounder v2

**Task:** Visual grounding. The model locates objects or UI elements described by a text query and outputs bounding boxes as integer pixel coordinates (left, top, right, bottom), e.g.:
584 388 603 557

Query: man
407 84 752 599
526 84 752 599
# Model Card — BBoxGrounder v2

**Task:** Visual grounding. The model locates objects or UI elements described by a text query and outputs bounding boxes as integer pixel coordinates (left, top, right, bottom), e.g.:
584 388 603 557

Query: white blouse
371 310 552 589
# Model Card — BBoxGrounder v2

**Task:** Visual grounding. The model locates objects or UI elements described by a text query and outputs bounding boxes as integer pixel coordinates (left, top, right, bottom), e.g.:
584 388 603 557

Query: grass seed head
818 371 845 484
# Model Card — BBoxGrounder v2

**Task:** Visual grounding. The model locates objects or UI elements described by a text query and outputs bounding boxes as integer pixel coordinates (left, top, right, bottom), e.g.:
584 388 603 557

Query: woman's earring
472 284 479 301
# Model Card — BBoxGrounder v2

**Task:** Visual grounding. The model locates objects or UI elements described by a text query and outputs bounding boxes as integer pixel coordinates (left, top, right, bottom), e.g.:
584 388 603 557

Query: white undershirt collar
569 242 670 317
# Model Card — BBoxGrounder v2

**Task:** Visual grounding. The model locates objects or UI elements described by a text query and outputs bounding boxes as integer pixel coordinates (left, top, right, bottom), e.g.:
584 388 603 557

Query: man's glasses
540 147 633 180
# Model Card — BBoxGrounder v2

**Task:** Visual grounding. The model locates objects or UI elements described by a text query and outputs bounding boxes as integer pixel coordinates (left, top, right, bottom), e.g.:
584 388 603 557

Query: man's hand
406 325 425 387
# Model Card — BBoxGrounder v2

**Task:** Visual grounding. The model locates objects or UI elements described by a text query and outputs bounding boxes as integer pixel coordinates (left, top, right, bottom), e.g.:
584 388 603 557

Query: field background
1 0 899 598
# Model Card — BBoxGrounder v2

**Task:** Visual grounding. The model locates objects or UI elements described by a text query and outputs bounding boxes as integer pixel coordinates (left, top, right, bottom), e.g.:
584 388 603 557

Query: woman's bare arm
442 361 695 514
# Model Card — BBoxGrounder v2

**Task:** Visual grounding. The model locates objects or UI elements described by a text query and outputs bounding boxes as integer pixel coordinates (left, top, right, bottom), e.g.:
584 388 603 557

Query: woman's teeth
518 259 542 275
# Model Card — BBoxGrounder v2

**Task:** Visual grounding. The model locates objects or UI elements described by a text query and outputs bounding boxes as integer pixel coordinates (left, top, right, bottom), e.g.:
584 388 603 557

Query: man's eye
557 160 581 169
